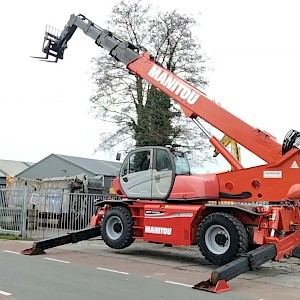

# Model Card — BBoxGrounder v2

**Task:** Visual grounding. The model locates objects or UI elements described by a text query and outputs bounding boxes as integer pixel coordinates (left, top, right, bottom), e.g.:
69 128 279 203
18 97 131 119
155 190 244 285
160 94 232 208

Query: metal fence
0 188 109 239
0 189 25 235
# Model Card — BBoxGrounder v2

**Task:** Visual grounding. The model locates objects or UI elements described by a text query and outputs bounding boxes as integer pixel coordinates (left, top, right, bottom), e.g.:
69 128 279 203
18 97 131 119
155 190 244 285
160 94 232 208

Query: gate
0 188 26 236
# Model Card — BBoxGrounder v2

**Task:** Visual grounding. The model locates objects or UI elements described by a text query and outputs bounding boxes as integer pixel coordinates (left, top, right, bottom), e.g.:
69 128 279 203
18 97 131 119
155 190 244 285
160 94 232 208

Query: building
0 159 34 188
1 154 121 232
15 154 121 193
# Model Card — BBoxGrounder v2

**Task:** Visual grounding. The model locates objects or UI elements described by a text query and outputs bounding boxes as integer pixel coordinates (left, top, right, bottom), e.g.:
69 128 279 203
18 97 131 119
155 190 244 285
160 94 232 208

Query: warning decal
290 161 299 168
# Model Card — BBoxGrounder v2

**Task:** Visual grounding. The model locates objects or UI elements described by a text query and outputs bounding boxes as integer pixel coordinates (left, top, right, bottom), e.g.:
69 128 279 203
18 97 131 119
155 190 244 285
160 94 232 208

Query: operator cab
118 146 190 200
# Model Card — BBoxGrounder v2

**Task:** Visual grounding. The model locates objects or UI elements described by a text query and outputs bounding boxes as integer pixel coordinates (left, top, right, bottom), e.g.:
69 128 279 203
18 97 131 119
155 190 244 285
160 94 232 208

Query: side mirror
116 152 121 161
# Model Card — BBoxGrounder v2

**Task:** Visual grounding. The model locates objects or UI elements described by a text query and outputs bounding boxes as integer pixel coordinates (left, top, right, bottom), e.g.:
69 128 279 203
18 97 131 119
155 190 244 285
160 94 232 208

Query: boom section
43 14 282 163
42 14 140 64
126 58 282 163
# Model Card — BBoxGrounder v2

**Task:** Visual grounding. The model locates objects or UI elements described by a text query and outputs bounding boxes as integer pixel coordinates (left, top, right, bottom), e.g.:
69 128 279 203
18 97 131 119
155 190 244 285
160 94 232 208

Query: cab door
119 148 152 199
151 148 175 198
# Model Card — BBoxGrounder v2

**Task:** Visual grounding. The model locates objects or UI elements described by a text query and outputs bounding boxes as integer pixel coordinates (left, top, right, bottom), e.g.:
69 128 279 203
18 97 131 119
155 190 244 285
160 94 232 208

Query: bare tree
90 0 215 170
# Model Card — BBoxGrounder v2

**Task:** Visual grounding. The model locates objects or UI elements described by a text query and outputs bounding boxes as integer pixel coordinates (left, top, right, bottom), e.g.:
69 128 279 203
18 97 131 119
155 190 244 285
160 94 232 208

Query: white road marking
44 258 70 264
97 267 129 275
165 280 193 288
0 290 12 296
3 250 20 255
144 273 166 278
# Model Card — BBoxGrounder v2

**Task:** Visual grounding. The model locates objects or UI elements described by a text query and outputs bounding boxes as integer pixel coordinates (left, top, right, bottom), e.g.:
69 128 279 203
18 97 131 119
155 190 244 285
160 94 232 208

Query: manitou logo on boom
145 226 172 236
148 65 202 104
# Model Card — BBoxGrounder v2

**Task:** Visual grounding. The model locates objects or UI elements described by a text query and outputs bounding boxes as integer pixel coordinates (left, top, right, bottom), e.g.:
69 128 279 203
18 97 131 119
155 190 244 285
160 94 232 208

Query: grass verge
0 233 32 240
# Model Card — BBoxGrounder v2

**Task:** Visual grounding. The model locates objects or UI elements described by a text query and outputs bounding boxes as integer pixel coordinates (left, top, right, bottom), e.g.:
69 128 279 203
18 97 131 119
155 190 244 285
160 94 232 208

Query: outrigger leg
194 244 277 293
21 226 101 255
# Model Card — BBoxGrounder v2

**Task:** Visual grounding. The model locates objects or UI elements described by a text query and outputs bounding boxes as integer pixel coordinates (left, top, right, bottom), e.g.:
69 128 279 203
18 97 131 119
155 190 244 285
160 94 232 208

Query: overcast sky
1 0 300 172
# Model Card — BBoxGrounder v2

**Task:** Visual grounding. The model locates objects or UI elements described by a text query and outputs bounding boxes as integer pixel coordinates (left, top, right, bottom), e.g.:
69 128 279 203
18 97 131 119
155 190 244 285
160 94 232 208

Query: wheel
101 206 135 249
197 212 248 266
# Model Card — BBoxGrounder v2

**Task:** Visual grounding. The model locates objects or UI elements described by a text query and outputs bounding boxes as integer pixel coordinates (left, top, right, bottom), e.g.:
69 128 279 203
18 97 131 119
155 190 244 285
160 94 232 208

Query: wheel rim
105 216 123 240
205 224 230 255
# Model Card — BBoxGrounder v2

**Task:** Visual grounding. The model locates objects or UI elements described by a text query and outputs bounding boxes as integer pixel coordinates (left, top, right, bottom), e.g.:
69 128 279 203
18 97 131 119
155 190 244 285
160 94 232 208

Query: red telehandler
23 14 300 293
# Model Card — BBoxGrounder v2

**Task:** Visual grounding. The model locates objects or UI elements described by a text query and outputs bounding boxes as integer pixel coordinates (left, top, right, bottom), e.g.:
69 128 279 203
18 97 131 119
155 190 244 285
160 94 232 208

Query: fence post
21 186 27 238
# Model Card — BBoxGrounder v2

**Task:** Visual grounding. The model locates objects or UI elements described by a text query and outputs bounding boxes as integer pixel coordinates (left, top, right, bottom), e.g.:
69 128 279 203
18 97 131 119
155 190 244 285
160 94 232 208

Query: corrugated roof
55 154 121 177
0 159 34 177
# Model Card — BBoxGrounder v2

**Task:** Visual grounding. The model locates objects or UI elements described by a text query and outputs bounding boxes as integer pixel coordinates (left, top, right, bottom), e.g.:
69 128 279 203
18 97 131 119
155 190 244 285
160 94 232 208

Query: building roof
0 159 34 177
15 154 122 178
56 154 121 177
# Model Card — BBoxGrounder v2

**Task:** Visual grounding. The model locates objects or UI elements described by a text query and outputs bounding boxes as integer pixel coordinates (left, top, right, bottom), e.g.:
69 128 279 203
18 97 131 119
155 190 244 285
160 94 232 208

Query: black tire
197 212 248 266
246 225 259 251
101 206 135 249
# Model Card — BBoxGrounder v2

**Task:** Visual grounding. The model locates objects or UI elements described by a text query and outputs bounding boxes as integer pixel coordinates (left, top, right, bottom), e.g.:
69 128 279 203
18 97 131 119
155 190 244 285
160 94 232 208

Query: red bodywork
91 198 300 259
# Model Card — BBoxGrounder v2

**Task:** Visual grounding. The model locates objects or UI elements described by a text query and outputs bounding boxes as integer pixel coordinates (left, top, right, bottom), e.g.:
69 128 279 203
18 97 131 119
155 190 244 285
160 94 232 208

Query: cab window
156 149 172 171
120 156 129 176
129 150 151 173
174 154 190 175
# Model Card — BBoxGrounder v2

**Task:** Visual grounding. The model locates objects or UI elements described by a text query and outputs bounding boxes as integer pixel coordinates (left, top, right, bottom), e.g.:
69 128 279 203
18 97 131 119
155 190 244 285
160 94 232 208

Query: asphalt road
0 245 244 300
0 238 299 300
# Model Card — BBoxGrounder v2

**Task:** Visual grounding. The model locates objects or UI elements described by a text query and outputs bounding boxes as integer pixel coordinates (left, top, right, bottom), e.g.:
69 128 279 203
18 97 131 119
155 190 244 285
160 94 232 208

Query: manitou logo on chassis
145 226 172 236
148 65 202 105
